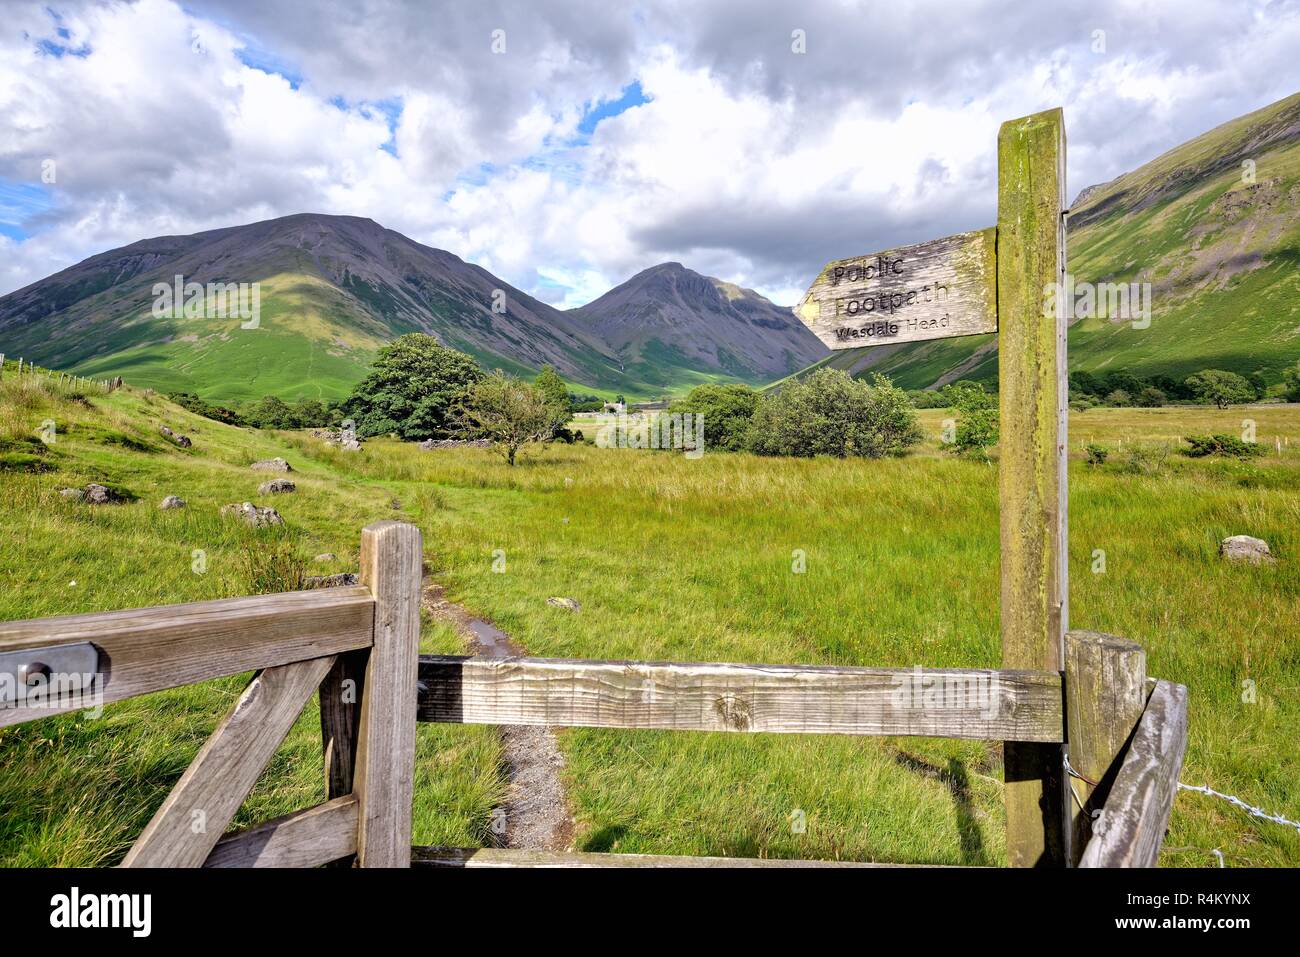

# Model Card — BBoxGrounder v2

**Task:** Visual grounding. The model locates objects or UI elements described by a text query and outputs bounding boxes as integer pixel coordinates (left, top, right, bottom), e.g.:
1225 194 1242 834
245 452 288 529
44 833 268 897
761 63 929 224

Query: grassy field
0 374 1297 866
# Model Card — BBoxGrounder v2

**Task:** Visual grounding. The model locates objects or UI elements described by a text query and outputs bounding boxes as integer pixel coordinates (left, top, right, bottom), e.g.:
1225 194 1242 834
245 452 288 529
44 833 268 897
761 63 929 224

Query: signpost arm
997 107 1068 867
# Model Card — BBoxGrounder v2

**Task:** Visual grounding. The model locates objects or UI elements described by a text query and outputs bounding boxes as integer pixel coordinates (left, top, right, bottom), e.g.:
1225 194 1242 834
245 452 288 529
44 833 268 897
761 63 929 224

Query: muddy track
421 582 575 852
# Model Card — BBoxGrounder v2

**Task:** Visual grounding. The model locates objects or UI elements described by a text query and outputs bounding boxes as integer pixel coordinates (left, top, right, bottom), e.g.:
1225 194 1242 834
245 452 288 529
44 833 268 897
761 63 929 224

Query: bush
908 389 950 409
1182 434 1264 459
1119 446 1169 475
1084 443 1109 466
1136 387 1166 408
1104 389 1133 407
669 383 760 452
339 333 483 440
167 391 243 425
942 382 998 457
1283 366 1300 403
746 369 922 459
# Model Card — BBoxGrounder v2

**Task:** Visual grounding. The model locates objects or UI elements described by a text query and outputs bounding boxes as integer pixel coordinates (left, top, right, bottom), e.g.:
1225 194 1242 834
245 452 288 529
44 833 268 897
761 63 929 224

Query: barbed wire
1177 782 1300 835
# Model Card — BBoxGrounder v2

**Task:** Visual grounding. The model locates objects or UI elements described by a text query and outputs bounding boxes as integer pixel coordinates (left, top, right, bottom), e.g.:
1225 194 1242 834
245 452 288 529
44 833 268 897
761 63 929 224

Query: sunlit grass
0 379 1296 865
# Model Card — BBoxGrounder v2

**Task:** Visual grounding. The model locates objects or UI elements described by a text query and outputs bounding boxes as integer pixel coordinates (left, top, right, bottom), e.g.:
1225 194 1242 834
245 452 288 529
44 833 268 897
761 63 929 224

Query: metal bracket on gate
0 642 101 710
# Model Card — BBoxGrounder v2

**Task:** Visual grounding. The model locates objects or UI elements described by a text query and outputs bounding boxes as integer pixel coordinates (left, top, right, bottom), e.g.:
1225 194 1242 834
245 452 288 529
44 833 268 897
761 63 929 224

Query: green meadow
0 372 1297 866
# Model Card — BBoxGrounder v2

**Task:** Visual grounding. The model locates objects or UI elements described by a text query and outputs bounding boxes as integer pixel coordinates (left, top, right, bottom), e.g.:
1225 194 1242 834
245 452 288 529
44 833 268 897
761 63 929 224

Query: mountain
570 262 828 390
0 214 826 402
796 91 1300 391
0 214 630 402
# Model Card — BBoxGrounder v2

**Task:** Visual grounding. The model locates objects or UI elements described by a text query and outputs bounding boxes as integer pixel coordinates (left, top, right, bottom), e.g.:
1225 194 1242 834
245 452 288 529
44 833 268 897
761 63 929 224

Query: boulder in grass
220 502 284 527
313 552 337 563
546 597 581 612
84 483 117 505
59 487 86 502
250 457 293 473
1220 535 1275 565
258 479 296 495
159 495 186 510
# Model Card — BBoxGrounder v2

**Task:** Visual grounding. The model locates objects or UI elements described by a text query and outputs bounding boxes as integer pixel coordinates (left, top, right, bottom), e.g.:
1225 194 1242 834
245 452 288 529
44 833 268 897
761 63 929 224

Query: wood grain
204 796 358 868
417 656 1065 742
320 650 367 800
1079 680 1188 868
1064 630 1147 865
411 847 936 868
0 586 373 729
997 106 1069 867
354 521 422 868
122 654 337 868
795 227 997 350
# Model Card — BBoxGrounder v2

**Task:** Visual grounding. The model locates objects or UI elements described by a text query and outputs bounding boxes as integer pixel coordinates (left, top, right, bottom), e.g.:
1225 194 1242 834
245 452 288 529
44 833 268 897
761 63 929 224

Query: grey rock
313 552 337 563
84 483 114 505
305 572 359 588
159 495 186 510
419 438 492 450
1220 535 1275 565
59 487 86 502
250 457 293 472
258 479 296 495
220 502 284 527
546 597 581 612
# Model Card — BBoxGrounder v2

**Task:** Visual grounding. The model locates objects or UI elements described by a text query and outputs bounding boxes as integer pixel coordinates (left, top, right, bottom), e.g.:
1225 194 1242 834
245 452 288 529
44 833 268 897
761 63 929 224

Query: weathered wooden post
1063 630 1146 864
353 520 422 867
996 107 1068 866
794 107 1069 866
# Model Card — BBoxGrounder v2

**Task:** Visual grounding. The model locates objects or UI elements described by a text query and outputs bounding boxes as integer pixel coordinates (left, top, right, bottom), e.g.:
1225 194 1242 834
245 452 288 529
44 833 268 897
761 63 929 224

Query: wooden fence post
353 521 422 867
997 107 1068 867
1063 631 1146 865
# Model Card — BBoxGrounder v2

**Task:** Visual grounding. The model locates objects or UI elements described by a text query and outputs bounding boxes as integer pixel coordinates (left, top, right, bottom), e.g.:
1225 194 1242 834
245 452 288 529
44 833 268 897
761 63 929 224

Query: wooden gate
0 108 1188 868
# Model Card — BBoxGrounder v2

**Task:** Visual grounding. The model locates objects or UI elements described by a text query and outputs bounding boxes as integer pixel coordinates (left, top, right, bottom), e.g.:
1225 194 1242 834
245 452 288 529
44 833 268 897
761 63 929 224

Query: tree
462 371 567 465
668 383 760 452
338 334 483 440
533 365 572 414
244 395 295 429
1283 366 1300 403
943 381 999 456
1184 369 1255 409
746 369 922 459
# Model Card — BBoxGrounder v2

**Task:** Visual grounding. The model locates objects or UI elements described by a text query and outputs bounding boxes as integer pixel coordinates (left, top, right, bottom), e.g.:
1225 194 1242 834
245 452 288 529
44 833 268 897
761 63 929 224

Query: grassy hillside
810 91 1300 391
1 371 1297 866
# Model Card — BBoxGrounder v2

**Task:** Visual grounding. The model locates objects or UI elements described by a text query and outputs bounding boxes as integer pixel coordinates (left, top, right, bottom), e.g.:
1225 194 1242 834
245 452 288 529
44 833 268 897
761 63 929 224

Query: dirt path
421 582 574 852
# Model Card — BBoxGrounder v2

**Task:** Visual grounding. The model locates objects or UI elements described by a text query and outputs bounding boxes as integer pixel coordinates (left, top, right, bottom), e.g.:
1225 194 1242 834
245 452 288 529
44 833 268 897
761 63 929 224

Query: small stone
304 572 359 588
220 502 284 527
159 495 186 510
175 434 192 448
250 457 293 472
59 487 86 501
313 552 337 563
546 597 581 612
1220 535 1275 565
258 479 296 495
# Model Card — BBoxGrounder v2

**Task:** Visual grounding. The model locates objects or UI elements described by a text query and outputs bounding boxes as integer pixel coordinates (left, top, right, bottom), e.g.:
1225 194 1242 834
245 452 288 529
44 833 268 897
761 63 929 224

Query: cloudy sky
1 0 1297 306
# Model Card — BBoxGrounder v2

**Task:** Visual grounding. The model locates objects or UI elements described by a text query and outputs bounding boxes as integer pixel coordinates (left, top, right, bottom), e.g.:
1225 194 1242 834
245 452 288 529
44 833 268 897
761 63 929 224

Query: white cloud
0 0 1296 308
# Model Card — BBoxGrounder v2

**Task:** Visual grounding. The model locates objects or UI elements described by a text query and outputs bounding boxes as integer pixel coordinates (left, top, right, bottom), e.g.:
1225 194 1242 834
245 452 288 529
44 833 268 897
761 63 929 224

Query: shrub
1283 366 1300 403
1182 434 1264 459
1104 389 1133 407
1084 443 1109 466
1136 387 1166 408
669 383 760 452
942 382 998 457
1119 445 1169 475
746 369 922 459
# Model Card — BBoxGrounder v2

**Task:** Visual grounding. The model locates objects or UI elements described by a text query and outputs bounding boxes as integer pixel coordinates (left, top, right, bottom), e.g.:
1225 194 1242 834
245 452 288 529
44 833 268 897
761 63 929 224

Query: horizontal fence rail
418 655 1066 742
0 586 376 729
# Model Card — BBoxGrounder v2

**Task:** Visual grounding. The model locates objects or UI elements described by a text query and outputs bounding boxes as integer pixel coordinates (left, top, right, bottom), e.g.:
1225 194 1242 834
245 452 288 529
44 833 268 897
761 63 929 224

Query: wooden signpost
794 107 1070 867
